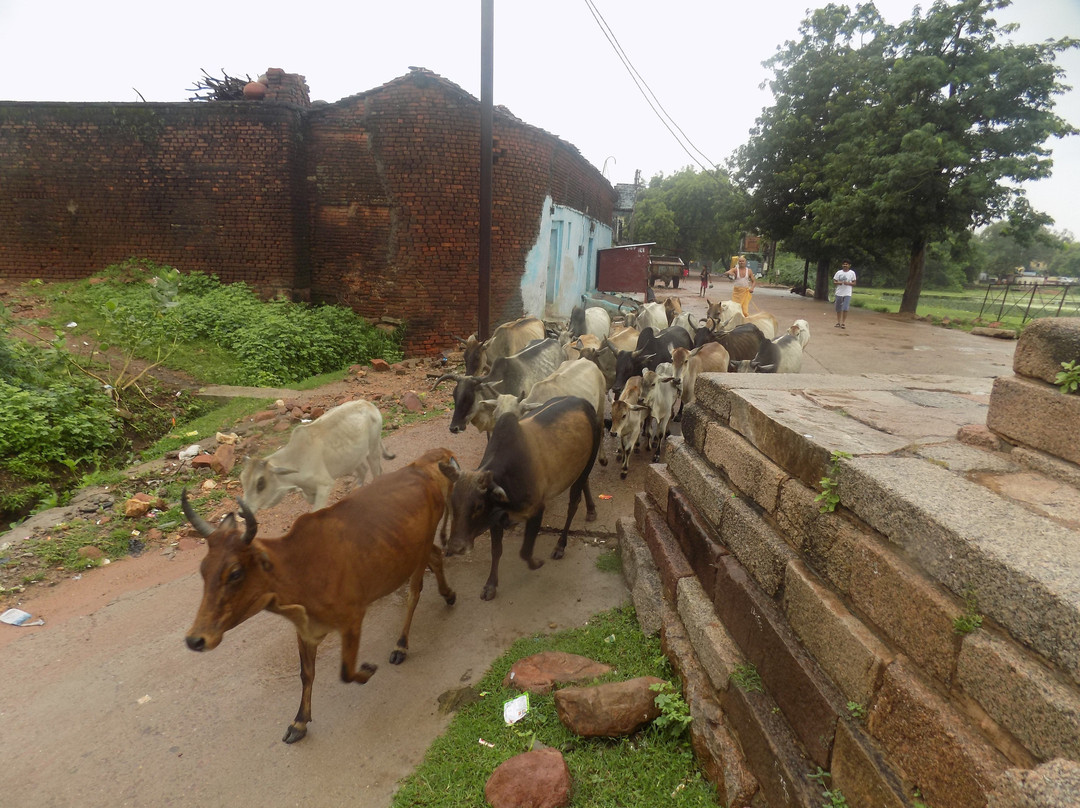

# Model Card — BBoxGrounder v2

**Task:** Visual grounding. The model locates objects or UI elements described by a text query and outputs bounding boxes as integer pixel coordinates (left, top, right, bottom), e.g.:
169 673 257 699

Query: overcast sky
2 0 1077 238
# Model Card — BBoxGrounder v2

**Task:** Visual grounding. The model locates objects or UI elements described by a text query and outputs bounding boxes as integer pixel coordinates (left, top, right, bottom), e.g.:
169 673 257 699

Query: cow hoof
480 586 497 601
283 724 308 744
551 546 565 560
389 649 406 665
620 471 628 480
598 457 608 467
444 592 457 606
586 509 597 523
527 557 544 570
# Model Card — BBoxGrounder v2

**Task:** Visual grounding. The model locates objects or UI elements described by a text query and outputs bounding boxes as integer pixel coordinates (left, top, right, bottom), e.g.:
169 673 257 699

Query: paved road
0 285 1018 808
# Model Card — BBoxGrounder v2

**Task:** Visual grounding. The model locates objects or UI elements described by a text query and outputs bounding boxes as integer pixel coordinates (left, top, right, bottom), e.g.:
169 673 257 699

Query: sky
2 0 1078 237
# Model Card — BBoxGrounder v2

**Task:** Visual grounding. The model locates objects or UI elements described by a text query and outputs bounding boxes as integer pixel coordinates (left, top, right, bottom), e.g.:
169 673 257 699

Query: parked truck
648 254 688 288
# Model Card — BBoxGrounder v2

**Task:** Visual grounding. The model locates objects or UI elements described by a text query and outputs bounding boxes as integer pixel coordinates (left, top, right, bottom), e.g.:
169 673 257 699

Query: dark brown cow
438 395 600 601
183 447 458 744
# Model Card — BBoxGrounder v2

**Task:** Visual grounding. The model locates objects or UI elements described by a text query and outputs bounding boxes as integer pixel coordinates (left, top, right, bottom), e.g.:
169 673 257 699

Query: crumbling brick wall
0 101 306 290
0 70 615 356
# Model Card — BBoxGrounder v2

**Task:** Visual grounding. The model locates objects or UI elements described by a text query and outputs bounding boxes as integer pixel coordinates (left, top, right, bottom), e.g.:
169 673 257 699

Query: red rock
310 406 326 420
371 358 391 372
124 498 153 518
554 676 664 737
191 455 214 468
254 410 277 422
484 748 571 808
210 444 235 476
77 545 104 560
504 652 612 694
401 392 424 412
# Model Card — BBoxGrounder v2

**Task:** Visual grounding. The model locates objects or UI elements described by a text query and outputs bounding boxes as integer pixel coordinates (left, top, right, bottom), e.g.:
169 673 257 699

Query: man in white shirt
832 259 857 329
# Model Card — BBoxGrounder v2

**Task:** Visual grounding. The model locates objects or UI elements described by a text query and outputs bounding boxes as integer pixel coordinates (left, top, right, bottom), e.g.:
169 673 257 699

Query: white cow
707 299 779 340
627 301 667 334
641 361 680 462
672 342 731 412
239 399 393 512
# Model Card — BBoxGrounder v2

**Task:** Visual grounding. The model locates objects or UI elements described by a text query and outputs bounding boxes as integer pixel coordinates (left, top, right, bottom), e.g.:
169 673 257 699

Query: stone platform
622 319 1080 808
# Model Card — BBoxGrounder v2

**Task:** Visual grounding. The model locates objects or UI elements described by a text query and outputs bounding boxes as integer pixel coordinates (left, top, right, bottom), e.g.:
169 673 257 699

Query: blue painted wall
521 195 613 321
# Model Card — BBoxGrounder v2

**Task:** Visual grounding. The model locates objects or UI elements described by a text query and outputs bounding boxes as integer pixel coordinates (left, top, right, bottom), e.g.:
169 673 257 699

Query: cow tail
381 440 396 461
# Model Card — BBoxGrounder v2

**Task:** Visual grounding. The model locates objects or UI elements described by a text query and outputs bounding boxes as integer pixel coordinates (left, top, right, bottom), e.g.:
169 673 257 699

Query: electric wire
582 0 718 174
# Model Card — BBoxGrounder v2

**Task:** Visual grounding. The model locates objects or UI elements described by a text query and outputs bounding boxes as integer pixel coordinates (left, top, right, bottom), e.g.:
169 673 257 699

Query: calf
626 301 667 333
183 447 459 743
240 399 394 512
610 377 648 480
439 396 600 601
611 326 692 400
663 296 682 324
642 362 680 462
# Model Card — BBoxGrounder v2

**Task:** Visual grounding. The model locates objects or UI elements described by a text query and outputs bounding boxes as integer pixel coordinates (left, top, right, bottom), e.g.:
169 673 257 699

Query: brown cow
183 447 458 744
438 395 600 601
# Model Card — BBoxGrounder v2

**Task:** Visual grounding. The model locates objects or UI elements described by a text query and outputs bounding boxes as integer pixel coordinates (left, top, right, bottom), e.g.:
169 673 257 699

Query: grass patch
595 548 622 573
391 605 716 807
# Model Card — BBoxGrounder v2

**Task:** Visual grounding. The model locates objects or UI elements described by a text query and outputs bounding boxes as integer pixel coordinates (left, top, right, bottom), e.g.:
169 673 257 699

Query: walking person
833 259 857 329
724 256 756 316
699 264 710 297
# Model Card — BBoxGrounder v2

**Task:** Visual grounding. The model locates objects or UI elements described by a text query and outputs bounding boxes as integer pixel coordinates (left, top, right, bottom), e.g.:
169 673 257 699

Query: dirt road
0 285 1017 808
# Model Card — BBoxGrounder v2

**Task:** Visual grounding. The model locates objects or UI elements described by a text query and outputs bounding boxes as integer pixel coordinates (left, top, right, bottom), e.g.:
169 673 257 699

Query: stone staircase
620 318 1080 807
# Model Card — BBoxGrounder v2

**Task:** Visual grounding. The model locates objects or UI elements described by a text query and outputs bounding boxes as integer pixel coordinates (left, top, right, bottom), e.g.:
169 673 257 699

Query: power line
582 0 718 174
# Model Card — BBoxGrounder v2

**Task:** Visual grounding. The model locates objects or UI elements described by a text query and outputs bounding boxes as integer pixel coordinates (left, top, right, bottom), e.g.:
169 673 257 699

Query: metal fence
978 282 1080 324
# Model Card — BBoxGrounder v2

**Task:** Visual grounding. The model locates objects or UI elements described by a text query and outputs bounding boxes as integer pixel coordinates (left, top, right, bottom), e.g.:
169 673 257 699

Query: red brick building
0 68 615 354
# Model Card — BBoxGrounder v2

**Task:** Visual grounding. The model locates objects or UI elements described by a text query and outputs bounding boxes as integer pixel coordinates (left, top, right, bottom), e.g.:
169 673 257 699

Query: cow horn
237 498 257 544
431 373 462 390
181 489 215 538
448 334 468 346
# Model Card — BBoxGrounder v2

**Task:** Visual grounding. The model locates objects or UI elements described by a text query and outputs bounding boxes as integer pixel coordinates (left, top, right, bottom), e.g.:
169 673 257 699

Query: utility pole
478 0 493 341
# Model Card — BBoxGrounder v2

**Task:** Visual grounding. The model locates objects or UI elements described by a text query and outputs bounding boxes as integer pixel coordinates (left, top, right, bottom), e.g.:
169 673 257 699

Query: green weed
815 451 852 513
729 663 764 694
650 680 693 739
953 589 984 635
1055 360 1080 394
809 768 849 807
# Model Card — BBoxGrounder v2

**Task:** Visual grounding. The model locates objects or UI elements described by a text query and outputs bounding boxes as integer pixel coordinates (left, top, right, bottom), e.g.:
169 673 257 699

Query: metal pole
478 0 494 341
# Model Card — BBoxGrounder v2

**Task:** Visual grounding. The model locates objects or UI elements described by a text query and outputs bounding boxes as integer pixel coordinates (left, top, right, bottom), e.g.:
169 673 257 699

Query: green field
849 283 1080 332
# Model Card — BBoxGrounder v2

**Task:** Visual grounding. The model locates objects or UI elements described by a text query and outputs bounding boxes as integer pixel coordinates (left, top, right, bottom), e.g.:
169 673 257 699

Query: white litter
1 608 45 627
178 444 201 461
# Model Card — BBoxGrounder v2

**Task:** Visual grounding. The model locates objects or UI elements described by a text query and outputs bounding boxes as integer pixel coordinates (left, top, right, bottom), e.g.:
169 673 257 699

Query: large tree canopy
733 0 1076 311
627 168 744 264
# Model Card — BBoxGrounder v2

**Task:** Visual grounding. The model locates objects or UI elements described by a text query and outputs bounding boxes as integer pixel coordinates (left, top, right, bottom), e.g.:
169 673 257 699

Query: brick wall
0 101 306 290
0 69 615 356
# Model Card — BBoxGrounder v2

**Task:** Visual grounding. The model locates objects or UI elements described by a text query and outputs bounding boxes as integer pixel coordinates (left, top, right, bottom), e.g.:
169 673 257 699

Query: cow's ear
438 457 461 482
489 483 510 504
271 465 298 476
258 551 273 572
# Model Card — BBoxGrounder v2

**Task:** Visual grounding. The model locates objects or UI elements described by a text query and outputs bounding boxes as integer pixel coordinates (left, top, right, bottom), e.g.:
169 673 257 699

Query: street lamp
602 156 616 178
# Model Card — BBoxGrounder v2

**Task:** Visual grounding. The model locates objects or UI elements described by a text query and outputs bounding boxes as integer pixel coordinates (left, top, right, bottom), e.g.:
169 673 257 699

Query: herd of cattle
182 296 810 742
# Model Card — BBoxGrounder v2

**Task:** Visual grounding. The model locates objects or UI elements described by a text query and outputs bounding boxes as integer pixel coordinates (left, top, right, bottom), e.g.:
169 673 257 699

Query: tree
628 168 744 263
736 0 1077 312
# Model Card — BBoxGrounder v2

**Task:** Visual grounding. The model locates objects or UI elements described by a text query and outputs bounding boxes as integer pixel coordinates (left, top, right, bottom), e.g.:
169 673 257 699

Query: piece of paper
503 693 529 724
1 608 45 627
